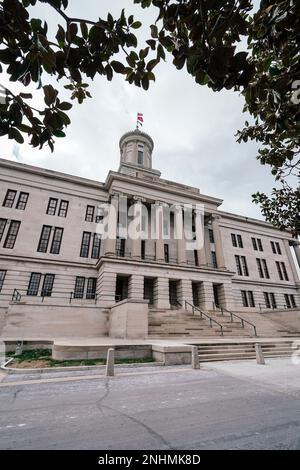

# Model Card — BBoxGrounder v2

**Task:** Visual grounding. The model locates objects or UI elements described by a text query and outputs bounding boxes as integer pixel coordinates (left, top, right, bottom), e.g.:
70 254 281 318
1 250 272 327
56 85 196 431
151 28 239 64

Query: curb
0 360 165 375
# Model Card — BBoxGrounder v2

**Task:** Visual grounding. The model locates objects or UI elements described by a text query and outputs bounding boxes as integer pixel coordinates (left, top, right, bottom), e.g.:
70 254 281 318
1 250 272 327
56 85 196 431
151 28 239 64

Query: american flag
137 113 144 127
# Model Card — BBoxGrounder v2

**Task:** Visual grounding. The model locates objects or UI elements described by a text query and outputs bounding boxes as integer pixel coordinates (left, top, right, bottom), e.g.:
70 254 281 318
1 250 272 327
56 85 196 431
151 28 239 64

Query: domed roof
119 128 154 151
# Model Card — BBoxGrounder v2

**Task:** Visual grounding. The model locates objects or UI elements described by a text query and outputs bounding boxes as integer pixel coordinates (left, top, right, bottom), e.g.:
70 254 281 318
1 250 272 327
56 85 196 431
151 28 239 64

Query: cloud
0 0 275 220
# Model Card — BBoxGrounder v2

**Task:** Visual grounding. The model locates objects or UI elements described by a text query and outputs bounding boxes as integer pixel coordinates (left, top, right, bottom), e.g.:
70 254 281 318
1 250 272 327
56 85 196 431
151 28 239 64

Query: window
241 256 249 276
237 235 243 248
41 274 55 297
235 255 242 276
0 270 6 292
264 292 276 309
74 277 85 299
86 277 97 299
257 259 270 278
80 232 91 257
3 220 20 249
137 150 143 165
241 290 255 307
252 237 257 250
0 218 7 242
85 205 95 222
271 241 281 255
164 244 169 263
235 255 248 276
209 229 214 243
252 237 263 251
16 192 29 210
46 198 58 216
256 259 264 278
276 261 283 280
270 293 277 309
276 261 289 281
232 233 243 248
37 225 52 253
91 234 101 259
284 294 291 309
211 251 217 268
281 262 289 281
248 291 255 307
290 294 296 309
27 273 41 296
262 259 270 279
50 227 64 255
3 189 17 208
137 145 144 165
264 292 271 309
95 215 103 223
116 238 125 257
58 200 69 217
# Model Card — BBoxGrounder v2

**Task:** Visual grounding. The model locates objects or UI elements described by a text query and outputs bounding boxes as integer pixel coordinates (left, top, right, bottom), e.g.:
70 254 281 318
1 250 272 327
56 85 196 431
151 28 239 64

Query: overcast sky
0 0 275 220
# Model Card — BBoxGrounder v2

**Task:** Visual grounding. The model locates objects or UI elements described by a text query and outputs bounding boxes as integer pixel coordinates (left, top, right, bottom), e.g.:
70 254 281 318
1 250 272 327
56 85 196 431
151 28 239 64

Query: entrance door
144 278 154 306
115 276 128 302
213 284 220 308
192 282 200 307
169 280 178 307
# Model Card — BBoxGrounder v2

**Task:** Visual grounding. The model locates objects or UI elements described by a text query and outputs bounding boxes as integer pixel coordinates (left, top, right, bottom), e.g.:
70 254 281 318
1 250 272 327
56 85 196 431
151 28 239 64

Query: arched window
137 144 144 164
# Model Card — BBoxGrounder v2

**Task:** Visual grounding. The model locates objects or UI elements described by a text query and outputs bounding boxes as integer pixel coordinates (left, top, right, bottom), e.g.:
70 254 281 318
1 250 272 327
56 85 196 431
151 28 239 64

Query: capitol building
0 128 299 340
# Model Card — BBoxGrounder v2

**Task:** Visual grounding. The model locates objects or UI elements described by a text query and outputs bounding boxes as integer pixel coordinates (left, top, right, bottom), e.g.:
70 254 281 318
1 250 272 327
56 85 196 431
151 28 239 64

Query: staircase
195 340 296 362
148 309 223 337
207 309 255 337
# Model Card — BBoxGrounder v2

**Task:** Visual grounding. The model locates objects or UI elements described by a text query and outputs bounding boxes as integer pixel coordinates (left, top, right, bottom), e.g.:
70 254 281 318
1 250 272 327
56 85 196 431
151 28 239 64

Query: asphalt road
0 359 300 450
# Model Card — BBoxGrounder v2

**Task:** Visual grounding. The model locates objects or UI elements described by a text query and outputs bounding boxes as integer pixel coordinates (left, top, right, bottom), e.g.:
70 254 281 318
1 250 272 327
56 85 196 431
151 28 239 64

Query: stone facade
0 129 299 339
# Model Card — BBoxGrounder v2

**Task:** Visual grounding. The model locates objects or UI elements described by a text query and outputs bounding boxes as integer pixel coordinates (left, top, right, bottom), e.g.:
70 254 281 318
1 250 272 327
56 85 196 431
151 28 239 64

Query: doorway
115 276 128 302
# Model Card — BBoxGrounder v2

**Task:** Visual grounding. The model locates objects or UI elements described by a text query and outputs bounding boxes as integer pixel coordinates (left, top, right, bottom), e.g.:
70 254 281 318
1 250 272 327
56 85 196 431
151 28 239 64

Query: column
97 270 117 307
174 205 187 264
198 281 214 311
178 279 193 306
128 274 144 300
211 215 226 268
294 243 300 269
103 193 119 256
153 277 170 309
131 197 143 259
154 202 164 262
284 239 299 283
195 208 207 266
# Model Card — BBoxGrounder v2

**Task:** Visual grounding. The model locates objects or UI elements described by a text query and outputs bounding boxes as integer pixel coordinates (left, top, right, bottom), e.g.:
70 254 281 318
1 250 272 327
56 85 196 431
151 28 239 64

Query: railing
69 292 97 304
12 289 22 303
6 289 98 305
184 300 224 336
213 303 257 337
258 303 297 312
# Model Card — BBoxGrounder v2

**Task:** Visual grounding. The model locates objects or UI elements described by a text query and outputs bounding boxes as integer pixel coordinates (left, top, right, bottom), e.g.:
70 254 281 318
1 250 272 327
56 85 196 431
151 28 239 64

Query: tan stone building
0 129 299 339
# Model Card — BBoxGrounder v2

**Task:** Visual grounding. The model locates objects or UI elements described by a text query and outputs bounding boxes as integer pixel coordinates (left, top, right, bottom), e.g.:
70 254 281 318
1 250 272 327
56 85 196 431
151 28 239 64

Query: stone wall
1 303 108 339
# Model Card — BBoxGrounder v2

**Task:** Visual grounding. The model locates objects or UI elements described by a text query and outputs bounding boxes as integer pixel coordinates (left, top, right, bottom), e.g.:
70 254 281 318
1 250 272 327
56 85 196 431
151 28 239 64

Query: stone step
197 346 293 355
198 351 292 362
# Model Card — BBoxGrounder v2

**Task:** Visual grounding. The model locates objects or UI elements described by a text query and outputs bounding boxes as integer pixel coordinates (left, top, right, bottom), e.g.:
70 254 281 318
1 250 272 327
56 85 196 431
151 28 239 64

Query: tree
0 0 299 235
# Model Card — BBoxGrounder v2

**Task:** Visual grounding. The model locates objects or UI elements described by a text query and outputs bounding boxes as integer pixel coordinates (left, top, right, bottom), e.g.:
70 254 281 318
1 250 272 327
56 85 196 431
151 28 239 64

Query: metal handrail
184 300 224 336
216 305 257 337
12 289 22 302
8 289 97 304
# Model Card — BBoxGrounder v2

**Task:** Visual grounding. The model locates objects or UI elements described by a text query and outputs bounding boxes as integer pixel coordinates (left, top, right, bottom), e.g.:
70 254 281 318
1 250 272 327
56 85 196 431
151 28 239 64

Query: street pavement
0 358 299 450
